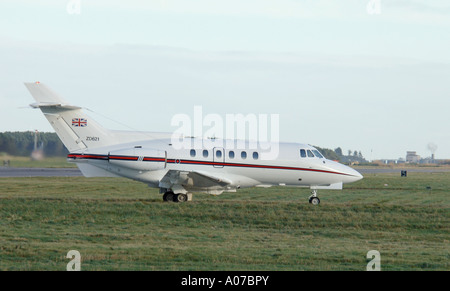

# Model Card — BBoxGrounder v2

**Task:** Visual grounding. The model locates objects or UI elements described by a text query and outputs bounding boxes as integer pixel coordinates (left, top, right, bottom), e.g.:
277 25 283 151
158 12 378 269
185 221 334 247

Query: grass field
0 171 448 271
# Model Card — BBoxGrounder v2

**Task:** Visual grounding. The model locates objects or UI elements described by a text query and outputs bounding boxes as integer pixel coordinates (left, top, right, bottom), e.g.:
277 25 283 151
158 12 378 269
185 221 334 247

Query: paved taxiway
355 168 450 174
0 167 83 177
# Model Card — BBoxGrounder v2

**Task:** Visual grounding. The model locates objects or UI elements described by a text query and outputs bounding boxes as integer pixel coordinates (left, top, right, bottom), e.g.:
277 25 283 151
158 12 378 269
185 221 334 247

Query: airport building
406 151 421 163
374 151 449 165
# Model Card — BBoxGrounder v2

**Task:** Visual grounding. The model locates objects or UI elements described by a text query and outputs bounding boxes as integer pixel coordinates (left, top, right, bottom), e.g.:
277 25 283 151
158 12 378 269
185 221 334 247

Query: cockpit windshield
312 150 324 159
299 148 325 159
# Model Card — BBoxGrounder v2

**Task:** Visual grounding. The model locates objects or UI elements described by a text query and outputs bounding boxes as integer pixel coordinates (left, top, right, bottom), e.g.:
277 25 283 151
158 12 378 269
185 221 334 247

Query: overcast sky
0 0 449 160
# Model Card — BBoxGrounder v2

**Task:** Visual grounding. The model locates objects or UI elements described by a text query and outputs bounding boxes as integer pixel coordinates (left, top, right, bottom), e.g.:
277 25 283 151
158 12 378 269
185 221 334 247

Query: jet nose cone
323 160 363 184
327 160 363 183
346 167 363 183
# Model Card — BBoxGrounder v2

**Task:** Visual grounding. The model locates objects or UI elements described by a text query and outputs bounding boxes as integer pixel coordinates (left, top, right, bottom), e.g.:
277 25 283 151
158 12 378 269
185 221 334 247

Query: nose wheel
308 189 320 205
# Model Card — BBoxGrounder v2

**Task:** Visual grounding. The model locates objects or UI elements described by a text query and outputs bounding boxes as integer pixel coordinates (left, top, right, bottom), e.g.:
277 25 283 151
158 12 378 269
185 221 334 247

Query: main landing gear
163 191 189 203
308 189 320 205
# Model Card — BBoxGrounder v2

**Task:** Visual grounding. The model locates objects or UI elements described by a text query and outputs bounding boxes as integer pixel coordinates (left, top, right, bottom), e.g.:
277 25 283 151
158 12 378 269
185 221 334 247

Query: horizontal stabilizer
29 102 81 110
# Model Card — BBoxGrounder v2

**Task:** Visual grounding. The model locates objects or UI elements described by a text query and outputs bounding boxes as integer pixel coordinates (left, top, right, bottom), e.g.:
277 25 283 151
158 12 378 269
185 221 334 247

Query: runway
1 166 449 178
354 167 450 174
0 167 82 177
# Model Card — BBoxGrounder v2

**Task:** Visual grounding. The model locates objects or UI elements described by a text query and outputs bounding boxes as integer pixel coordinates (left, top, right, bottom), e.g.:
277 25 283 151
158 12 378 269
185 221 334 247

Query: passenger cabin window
312 150 324 159
307 150 315 157
216 150 222 159
241 151 247 159
229 151 235 159
203 150 209 158
190 149 196 157
300 149 307 158
253 152 259 160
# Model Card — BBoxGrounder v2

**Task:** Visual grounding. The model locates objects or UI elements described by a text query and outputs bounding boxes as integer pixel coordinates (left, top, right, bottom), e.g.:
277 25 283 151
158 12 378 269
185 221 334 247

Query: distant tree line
0 131 68 157
314 146 340 161
315 146 367 164
333 147 367 163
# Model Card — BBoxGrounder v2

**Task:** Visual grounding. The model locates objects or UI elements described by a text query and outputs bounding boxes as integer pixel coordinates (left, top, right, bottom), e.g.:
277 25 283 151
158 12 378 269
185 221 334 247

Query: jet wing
159 170 233 194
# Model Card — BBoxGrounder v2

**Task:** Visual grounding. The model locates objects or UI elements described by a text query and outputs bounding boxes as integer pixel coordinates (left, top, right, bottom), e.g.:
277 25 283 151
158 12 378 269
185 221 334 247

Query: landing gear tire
308 189 320 205
309 197 320 205
163 192 175 202
174 193 188 203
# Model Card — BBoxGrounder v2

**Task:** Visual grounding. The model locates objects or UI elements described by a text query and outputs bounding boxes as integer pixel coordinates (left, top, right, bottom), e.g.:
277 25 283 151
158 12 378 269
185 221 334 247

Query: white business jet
25 82 362 204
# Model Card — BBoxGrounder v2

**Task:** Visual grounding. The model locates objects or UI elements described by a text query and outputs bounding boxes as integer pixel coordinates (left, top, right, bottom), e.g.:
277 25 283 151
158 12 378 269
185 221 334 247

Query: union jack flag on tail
72 118 87 127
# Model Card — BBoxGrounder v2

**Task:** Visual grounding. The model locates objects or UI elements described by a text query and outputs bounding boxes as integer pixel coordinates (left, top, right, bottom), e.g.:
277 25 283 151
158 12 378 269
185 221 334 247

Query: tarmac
0 167 83 177
354 167 450 174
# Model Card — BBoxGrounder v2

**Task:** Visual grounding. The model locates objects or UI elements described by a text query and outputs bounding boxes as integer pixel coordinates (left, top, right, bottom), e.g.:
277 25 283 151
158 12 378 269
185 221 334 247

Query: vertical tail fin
25 82 115 152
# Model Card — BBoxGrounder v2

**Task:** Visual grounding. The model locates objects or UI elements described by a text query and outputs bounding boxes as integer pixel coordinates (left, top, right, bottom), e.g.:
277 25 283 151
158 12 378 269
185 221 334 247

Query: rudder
25 82 115 152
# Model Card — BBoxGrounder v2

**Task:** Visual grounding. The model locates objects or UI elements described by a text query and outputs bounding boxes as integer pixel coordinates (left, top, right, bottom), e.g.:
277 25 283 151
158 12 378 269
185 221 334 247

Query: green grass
0 172 448 270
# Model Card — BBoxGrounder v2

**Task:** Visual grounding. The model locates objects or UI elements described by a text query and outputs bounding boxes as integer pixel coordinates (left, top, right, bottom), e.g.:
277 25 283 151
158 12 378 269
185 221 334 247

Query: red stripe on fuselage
67 154 352 176
143 157 166 162
67 154 108 160
109 155 138 161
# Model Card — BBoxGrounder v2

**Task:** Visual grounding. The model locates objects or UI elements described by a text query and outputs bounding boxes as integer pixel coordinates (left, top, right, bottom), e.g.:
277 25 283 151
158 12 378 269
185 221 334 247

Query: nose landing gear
308 189 320 205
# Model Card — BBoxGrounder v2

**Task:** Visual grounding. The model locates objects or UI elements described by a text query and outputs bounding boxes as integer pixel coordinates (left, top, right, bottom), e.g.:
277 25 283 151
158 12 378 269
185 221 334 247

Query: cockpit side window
312 150 324 159
300 149 307 158
307 150 315 157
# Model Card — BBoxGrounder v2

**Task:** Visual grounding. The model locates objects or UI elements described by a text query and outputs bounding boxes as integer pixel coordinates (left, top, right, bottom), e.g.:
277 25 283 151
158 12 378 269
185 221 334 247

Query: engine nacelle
108 147 166 171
